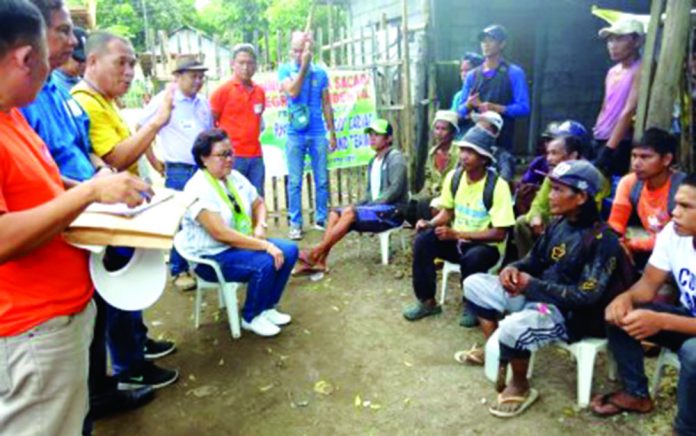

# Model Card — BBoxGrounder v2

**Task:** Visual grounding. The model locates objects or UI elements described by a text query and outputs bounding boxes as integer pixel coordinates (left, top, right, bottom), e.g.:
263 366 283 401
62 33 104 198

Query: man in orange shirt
0 1 151 433
608 128 685 269
210 43 266 197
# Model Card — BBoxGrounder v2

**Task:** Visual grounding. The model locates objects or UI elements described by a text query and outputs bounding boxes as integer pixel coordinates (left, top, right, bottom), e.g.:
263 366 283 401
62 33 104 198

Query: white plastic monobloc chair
484 329 616 408
358 224 407 265
651 347 681 396
174 240 243 339
439 236 507 305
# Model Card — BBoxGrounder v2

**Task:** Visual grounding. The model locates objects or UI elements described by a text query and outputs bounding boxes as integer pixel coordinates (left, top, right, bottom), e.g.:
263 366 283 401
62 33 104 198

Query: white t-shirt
370 157 382 202
648 221 696 316
175 169 259 257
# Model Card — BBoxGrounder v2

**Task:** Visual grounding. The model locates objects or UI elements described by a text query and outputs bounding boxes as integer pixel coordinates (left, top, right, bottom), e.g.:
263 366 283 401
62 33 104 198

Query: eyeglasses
226 194 243 214
211 150 233 159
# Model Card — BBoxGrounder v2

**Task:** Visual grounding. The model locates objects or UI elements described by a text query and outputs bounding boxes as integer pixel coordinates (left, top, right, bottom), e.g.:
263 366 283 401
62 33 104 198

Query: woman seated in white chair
176 129 298 337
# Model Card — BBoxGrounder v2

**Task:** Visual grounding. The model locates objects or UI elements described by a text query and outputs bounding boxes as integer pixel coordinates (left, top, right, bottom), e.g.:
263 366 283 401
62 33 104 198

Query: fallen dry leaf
313 380 335 396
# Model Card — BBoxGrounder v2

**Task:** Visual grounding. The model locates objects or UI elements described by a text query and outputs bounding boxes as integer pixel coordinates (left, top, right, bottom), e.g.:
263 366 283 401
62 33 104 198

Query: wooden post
328 1 336 67
633 0 666 140
645 0 691 130
401 0 414 187
264 29 271 69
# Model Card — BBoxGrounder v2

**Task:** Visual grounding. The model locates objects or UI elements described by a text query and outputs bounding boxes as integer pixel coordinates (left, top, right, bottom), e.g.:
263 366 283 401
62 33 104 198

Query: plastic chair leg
380 232 390 265
574 344 599 407
221 283 241 339
440 267 450 306
194 285 203 329
651 349 668 395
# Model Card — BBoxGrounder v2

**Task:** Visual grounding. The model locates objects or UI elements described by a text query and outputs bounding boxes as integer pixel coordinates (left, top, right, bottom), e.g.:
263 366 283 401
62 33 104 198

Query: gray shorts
464 273 568 352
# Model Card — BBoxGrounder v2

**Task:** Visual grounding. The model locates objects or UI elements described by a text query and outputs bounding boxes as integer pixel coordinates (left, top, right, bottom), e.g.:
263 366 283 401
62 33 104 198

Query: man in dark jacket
294 119 407 273
458 160 623 418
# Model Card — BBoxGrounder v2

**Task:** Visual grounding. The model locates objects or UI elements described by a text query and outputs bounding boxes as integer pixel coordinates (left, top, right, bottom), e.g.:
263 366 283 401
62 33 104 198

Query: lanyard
203 170 252 235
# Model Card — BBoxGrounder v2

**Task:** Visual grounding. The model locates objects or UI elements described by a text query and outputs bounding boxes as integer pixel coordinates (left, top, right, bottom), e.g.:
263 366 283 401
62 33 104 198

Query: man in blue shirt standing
279 31 337 240
457 24 530 178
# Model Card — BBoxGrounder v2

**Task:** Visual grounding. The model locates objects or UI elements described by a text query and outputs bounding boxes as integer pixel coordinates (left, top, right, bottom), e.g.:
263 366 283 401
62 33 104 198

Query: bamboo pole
401 0 413 183
633 0 665 140
645 0 691 130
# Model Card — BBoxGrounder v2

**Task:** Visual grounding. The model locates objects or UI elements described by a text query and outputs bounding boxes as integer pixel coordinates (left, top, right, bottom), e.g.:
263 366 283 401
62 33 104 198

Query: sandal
590 392 653 417
488 388 539 418
453 344 484 366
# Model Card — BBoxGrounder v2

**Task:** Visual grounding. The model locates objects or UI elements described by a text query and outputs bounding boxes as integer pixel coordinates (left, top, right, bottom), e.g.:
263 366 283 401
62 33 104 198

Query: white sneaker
241 315 281 337
288 228 303 240
313 222 326 231
262 308 292 326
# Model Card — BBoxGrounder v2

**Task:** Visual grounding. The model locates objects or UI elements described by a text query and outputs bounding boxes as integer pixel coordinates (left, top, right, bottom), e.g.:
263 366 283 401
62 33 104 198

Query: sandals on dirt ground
488 388 539 418
590 391 654 417
292 251 328 276
453 344 484 366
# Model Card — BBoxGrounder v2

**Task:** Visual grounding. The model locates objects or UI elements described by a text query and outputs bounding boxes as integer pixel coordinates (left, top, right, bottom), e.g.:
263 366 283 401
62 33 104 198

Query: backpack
629 171 686 217
450 165 498 212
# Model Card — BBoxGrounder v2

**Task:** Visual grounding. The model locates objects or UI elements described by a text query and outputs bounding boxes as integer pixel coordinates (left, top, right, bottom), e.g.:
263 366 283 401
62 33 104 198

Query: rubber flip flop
488 388 539 418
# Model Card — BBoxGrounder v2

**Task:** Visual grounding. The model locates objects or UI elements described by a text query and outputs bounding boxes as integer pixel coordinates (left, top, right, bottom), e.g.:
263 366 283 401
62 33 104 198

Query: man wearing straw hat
279 30 337 240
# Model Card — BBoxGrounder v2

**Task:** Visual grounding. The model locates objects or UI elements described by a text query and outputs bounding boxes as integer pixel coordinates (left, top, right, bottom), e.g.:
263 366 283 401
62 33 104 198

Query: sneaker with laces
117 362 179 390
262 308 292 326
241 315 281 337
288 227 303 240
144 338 176 360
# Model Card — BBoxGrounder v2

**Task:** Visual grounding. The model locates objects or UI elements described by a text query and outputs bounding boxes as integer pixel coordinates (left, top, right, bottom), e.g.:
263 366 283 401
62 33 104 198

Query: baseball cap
172 54 208 74
431 110 460 133
364 118 393 136
462 52 484 67
478 24 507 42
545 160 602 196
72 27 87 62
598 18 645 38
454 125 496 162
472 111 504 135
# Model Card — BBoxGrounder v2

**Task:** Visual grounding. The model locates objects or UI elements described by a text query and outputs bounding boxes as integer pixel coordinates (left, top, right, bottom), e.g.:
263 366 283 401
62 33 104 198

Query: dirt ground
95 227 678 436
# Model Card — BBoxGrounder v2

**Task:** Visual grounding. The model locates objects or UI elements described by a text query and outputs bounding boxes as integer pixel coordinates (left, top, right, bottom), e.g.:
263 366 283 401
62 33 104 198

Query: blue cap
546 160 602 196
478 24 508 42
462 52 484 67
554 120 588 140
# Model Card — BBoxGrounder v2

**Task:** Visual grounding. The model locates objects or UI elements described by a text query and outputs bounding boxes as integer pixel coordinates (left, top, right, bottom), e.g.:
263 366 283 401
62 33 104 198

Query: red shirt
0 108 92 336
210 77 265 158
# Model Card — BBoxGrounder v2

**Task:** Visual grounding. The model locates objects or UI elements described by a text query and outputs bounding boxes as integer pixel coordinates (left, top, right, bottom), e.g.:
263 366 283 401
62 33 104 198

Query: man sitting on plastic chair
176 129 298 337
403 126 515 323
458 161 627 418
592 173 696 436
294 118 408 274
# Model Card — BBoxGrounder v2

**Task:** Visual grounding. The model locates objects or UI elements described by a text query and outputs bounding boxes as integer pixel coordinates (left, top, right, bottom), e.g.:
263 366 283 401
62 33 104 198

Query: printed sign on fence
255 69 377 177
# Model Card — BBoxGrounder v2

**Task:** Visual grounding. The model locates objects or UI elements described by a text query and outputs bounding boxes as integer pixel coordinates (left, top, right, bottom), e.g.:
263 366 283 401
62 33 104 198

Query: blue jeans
286 134 329 228
607 303 696 434
234 156 266 198
106 305 147 375
195 238 298 322
165 163 197 276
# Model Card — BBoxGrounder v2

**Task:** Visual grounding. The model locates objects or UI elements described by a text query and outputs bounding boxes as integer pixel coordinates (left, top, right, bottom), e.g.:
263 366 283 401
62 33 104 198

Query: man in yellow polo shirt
71 31 179 392
404 126 515 325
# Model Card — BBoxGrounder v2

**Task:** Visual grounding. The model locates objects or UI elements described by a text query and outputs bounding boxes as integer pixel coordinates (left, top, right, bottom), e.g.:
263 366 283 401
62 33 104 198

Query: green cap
364 118 392 135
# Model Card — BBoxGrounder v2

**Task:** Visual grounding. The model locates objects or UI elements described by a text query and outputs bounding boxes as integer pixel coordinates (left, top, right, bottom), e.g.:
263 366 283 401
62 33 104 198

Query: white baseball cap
472 111 504 135
598 18 645 38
